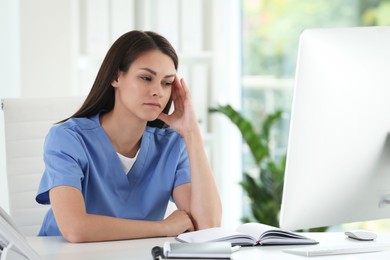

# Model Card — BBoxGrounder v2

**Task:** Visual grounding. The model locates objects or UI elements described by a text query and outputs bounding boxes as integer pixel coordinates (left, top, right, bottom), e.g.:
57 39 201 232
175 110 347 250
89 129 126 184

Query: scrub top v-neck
36 113 191 236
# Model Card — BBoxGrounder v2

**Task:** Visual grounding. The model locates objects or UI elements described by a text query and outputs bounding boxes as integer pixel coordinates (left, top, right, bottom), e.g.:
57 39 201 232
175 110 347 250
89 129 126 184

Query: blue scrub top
35 113 191 236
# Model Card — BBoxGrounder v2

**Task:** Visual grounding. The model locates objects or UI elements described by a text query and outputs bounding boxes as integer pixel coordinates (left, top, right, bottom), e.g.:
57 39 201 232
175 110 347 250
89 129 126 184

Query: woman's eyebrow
139 67 175 78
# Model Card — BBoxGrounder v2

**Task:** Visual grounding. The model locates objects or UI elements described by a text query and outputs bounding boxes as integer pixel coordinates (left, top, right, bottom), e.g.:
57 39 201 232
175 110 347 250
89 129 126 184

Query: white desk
27 232 390 259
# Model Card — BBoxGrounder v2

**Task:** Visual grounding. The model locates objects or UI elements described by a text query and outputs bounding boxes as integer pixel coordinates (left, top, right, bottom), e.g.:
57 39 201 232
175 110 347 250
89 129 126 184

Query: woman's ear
111 71 120 88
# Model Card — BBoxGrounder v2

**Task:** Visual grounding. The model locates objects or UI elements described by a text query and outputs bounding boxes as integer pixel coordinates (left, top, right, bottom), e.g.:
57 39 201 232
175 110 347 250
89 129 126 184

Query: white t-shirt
117 150 139 175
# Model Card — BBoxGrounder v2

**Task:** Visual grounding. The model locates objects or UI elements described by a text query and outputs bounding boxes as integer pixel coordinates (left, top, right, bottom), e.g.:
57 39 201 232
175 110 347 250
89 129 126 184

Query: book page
177 227 255 244
236 222 318 245
236 223 277 240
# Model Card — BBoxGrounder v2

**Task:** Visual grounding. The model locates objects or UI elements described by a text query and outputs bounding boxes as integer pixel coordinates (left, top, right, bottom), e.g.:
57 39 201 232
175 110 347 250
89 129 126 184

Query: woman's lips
144 102 161 108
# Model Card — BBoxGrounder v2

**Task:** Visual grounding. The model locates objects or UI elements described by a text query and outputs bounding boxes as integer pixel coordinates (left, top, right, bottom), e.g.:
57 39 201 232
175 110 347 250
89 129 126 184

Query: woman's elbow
196 211 222 229
60 223 89 243
196 219 221 230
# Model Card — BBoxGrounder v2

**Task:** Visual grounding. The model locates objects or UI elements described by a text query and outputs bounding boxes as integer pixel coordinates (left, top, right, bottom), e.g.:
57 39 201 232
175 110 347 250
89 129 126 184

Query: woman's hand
158 75 199 138
160 210 194 236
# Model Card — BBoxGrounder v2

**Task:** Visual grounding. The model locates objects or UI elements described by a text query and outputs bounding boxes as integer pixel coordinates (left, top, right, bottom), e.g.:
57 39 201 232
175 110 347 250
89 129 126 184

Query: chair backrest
1 96 85 236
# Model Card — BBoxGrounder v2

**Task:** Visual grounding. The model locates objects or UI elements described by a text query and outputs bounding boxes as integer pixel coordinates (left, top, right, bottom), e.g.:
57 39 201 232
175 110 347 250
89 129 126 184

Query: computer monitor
279 26 390 231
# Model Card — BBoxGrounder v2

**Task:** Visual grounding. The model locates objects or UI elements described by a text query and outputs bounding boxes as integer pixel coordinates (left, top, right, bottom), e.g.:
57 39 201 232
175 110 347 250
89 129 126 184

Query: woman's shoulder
44 115 102 150
48 115 100 138
55 114 100 130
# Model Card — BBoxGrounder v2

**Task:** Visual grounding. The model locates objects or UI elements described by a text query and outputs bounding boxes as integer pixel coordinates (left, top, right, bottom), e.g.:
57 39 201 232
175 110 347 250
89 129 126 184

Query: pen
231 245 241 253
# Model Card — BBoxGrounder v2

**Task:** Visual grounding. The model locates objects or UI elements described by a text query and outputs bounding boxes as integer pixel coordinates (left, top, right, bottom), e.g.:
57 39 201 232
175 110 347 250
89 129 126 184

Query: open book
176 223 318 246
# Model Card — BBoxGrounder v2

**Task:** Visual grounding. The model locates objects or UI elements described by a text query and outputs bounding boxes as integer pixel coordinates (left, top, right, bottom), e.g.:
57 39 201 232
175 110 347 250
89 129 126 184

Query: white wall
0 0 242 228
0 0 20 213
0 0 20 98
19 0 79 97
0 107 7 212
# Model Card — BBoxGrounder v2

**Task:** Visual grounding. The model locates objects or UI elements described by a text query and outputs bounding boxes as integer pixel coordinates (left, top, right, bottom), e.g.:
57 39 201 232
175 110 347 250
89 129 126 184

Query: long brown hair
66 30 178 128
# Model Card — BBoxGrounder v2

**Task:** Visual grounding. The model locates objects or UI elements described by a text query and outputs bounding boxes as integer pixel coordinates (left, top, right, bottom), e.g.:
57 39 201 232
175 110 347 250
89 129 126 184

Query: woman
35 30 222 243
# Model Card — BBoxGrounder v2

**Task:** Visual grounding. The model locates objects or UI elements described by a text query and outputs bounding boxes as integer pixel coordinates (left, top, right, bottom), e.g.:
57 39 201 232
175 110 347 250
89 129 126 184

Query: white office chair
1 96 85 236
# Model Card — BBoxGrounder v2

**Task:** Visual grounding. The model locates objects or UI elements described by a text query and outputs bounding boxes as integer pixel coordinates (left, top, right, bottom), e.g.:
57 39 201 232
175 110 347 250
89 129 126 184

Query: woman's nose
151 82 163 97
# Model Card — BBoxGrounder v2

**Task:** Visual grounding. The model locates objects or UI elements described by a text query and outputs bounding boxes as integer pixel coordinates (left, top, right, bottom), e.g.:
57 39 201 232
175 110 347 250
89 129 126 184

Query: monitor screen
279 26 390 231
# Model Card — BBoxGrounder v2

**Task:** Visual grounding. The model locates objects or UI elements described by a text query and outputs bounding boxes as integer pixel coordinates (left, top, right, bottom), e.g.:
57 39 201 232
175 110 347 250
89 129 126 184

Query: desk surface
27 232 390 260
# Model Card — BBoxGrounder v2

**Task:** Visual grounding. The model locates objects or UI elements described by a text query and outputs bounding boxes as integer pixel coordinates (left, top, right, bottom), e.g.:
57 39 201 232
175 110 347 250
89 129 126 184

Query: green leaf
209 105 267 164
259 110 283 141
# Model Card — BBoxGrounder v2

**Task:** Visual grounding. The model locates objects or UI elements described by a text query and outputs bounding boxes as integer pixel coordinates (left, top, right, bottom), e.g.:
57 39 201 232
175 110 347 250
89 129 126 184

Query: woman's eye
163 82 173 87
140 76 152 81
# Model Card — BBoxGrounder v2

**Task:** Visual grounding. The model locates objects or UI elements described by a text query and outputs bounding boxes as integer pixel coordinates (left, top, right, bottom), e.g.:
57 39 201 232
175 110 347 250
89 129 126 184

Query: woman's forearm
50 186 193 242
61 214 163 243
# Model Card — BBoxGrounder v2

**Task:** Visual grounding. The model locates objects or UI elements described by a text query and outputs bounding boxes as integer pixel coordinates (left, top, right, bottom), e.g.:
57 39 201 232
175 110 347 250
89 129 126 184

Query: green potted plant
209 104 285 227
209 104 327 232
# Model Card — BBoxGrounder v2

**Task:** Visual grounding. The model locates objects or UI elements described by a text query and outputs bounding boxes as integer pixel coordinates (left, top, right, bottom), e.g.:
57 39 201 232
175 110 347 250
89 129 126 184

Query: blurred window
241 0 390 230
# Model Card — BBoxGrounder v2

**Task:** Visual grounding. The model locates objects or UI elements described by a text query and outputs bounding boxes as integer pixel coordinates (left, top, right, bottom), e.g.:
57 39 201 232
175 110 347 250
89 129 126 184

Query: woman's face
112 50 176 122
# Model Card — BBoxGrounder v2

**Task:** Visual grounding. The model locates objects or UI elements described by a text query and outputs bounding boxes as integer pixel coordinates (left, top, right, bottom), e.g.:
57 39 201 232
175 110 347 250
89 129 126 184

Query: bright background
1 0 390 231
